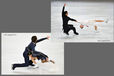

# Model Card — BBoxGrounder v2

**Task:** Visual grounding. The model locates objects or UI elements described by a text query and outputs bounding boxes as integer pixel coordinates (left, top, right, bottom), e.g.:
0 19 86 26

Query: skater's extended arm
36 37 47 43
36 36 50 43
68 17 77 22
62 6 65 16
62 4 66 16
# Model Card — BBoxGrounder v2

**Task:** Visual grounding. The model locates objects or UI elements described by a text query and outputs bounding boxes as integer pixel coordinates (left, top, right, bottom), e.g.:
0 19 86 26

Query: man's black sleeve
62 6 65 16
36 37 48 43
68 17 77 21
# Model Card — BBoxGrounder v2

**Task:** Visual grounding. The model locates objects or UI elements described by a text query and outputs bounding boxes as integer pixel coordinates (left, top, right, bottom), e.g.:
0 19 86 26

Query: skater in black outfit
62 4 79 35
12 36 50 70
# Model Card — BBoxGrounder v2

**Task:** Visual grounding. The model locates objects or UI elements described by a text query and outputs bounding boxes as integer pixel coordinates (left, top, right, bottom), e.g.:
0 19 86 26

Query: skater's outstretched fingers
47 36 50 39
64 4 66 6
75 20 78 22
77 22 81 24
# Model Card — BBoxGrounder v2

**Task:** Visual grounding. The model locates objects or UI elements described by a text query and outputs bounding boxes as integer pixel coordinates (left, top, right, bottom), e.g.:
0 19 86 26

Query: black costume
62 5 79 35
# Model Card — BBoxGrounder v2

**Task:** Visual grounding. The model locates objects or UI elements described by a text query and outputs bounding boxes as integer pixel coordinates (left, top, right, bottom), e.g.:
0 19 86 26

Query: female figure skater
28 50 55 68
79 19 108 31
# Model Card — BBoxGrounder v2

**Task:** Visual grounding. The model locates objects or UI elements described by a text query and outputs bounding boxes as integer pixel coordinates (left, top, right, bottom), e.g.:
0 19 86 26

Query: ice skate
12 64 16 70
105 18 109 23
32 64 39 69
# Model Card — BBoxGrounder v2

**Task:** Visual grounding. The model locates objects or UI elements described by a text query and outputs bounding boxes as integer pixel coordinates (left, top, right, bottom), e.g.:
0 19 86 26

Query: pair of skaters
62 4 108 35
12 36 55 70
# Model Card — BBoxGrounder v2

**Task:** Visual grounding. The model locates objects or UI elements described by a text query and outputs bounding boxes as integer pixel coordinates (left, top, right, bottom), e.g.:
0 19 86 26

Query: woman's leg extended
88 20 104 23
41 57 55 64
94 25 98 31
95 20 104 22
41 57 49 63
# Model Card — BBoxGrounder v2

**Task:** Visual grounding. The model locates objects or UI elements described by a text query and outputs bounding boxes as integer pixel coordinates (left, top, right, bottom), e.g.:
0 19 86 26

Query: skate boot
64 32 69 35
29 60 35 66
74 32 79 35
12 64 16 70
105 19 109 23
33 64 39 69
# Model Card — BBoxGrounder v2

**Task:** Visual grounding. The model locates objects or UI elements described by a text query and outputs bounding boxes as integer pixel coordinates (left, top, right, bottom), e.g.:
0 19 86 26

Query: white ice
1 33 64 75
51 1 114 42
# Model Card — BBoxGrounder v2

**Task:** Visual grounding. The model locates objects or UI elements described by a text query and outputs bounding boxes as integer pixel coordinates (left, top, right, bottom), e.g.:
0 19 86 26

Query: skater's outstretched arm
36 36 50 43
62 4 66 16
68 17 77 22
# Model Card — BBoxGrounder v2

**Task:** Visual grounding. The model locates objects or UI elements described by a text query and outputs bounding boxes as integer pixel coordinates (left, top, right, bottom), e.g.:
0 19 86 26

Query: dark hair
64 11 68 15
31 36 37 42
27 51 32 55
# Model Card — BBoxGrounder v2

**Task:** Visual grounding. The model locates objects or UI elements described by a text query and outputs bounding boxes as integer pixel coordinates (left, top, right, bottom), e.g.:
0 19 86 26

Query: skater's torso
23 37 47 54
62 15 70 26
24 42 36 55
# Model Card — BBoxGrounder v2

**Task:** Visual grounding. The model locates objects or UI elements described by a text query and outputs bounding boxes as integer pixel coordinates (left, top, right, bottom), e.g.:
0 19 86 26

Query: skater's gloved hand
47 36 50 39
64 4 66 6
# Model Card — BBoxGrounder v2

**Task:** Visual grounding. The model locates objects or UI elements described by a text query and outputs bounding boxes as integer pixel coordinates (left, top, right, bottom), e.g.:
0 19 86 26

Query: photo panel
51 1 114 42
1 33 64 75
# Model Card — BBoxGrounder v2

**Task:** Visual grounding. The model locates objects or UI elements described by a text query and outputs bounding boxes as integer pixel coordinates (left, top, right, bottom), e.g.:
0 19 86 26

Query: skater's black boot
65 32 69 35
29 60 35 66
74 32 79 35
30 64 35 66
12 64 16 70
64 31 69 35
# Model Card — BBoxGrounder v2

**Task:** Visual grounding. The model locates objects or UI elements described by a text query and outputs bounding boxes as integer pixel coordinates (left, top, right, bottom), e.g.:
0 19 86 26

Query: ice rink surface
51 1 114 42
1 33 64 75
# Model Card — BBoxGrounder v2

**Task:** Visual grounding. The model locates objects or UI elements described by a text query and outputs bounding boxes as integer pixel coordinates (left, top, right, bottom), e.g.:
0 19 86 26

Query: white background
1 33 64 75
51 1 114 42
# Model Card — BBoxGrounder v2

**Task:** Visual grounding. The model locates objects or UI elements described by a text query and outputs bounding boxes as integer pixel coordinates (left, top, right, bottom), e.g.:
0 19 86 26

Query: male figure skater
12 36 49 70
62 4 79 35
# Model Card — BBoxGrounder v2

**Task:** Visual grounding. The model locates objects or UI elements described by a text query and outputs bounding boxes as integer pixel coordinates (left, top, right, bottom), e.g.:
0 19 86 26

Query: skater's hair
31 36 37 42
64 11 68 15
28 51 32 55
